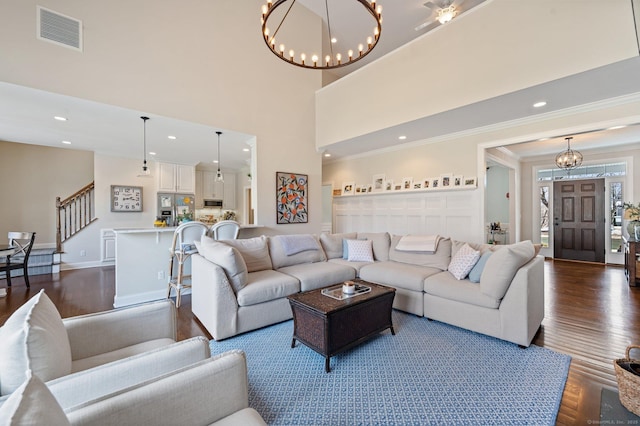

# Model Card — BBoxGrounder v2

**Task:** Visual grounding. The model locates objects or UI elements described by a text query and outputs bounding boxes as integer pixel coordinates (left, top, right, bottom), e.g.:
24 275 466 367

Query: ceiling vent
37 6 82 51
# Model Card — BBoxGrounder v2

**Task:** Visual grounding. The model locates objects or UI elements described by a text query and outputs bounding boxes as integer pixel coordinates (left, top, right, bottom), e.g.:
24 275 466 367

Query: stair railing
56 181 97 252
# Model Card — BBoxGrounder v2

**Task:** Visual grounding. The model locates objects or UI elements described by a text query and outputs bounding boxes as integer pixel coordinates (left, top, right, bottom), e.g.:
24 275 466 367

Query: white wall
316 0 639 148
0 0 323 235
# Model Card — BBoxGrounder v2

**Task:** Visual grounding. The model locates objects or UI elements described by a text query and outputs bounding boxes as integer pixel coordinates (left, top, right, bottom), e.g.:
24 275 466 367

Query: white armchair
0 350 267 426
0 290 178 396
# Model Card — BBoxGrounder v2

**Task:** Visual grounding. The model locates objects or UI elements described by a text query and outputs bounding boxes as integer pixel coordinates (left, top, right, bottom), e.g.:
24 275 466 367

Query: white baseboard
60 260 110 271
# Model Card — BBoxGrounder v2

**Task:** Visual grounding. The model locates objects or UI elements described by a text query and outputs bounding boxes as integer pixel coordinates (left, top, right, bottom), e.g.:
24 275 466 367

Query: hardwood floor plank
1 259 638 424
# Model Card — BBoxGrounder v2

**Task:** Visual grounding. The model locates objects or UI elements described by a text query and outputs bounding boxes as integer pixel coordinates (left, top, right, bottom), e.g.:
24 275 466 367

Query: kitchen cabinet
157 162 195 193
202 171 224 199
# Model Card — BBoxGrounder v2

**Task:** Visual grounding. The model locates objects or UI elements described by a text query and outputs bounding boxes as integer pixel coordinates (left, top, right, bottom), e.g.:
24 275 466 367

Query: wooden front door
553 179 605 263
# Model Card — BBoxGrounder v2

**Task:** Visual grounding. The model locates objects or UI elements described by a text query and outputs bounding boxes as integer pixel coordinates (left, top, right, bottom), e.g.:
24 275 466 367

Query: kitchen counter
113 227 177 233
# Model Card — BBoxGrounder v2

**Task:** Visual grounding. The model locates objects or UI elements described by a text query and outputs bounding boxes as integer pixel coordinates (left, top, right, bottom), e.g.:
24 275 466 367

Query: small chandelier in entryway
555 136 583 171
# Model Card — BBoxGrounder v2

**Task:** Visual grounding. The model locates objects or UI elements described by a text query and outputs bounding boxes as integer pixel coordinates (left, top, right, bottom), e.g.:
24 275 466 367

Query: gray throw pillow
221 236 273 272
479 241 535 299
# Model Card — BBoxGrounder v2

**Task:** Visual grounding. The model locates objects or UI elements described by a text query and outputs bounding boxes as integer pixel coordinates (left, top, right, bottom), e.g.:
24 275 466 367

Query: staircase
56 181 98 253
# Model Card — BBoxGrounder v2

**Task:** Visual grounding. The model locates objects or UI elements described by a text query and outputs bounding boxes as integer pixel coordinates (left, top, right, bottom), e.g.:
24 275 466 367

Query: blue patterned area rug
209 311 570 425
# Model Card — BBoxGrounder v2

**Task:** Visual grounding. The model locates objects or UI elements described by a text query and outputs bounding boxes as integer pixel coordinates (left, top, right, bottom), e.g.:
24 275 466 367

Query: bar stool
209 220 240 240
166 222 208 307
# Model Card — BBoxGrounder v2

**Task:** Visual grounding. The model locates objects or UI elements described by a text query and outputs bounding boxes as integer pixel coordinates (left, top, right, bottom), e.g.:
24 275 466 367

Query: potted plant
623 202 640 239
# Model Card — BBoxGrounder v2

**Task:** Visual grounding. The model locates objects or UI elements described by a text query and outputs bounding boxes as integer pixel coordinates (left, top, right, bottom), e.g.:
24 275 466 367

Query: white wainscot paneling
332 189 482 242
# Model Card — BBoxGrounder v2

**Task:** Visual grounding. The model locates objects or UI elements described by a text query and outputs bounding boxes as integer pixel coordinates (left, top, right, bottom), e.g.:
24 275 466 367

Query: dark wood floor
1 259 638 425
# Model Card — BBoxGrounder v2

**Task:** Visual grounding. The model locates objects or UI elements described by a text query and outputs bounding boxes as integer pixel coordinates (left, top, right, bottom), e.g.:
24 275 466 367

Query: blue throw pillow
468 251 492 283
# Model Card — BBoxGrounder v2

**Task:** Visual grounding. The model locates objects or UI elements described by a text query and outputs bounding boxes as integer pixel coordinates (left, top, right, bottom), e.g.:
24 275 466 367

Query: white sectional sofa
192 232 543 347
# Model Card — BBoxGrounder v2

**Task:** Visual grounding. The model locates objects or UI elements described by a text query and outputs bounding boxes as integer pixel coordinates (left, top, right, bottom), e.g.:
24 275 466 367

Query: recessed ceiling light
62 140 71 145
54 116 67 121
213 160 219 164
243 148 250 152
398 135 407 140
168 135 177 140
331 38 337 43
324 153 331 157
149 152 156 156
607 125 626 130
533 101 547 108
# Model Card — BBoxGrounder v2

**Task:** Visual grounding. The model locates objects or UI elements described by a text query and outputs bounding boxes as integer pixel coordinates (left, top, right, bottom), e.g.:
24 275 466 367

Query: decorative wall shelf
333 185 476 198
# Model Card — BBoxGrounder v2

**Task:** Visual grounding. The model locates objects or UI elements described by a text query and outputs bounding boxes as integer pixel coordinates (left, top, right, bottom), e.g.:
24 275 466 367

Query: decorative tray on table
321 283 371 300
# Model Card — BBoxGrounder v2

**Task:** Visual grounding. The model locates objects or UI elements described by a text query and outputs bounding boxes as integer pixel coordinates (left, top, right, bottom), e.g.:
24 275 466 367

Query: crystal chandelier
555 137 583 170
260 0 383 70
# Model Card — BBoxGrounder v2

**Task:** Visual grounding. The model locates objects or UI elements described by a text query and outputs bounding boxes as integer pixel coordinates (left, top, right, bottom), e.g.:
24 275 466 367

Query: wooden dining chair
1 232 36 288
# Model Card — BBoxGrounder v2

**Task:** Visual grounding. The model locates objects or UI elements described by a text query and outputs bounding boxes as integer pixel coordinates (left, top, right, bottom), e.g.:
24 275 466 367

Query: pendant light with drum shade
215 131 224 183
137 116 152 177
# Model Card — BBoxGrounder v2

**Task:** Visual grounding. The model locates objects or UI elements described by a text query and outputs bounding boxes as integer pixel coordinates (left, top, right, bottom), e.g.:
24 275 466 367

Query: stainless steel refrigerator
157 193 195 226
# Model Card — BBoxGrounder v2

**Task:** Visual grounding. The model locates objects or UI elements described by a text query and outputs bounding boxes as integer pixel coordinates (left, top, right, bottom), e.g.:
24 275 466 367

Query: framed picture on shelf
366 184 373 193
276 172 308 224
464 177 477 187
402 177 413 190
394 183 403 191
422 178 430 189
355 185 362 194
413 182 422 190
431 177 440 189
372 174 385 192
332 188 342 196
342 182 355 196
440 173 452 188
385 180 393 191
453 175 463 187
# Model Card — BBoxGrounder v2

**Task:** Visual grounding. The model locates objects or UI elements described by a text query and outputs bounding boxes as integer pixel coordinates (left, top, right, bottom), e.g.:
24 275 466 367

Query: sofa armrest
499 255 545 347
192 254 239 340
42 336 210 410
63 300 177 361
65 350 264 426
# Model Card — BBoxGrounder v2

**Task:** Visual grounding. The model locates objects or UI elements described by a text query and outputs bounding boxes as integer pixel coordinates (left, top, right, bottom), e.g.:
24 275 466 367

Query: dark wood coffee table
287 279 395 372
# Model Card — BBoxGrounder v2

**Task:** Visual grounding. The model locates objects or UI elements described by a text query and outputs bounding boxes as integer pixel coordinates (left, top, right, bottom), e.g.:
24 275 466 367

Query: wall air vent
37 6 83 51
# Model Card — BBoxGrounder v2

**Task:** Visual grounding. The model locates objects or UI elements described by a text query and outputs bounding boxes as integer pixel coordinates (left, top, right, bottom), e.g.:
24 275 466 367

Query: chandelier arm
269 0 297 43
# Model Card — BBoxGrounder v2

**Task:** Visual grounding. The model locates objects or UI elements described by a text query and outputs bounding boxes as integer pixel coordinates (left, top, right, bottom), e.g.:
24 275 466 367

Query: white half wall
333 189 482 243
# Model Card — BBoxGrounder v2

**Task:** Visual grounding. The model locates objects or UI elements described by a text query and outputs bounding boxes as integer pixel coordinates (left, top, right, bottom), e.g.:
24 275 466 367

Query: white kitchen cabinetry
223 173 236 210
157 162 195 193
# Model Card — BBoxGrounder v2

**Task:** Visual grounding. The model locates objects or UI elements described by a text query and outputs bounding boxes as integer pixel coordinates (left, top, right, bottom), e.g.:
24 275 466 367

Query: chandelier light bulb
262 4 268 15
348 49 353 60
300 53 306 64
325 55 331 65
279 44 285 54
264 28 269 37
289 49 294 60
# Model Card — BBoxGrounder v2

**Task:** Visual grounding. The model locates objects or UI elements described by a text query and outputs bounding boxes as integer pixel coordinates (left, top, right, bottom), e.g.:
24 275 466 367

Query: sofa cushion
221 236 272 272
347 239 374 262
278 234 320 255
319 232 356 259
389 235 451 270
468 251 492 283
448 243 480 280
424 272 501 309
356 232 391 261
480 241 535 300
0 371 70 426
359 261 441 292
277 262 356 292
327 258 369 276
236 270 300 307
395 234 441 252
451 239 496 257
0 290 72 395
268 235 326 269
196 239 248 293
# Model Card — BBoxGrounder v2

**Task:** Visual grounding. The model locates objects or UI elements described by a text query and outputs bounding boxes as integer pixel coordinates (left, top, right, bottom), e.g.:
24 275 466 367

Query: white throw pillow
0 371 70 426
197 239 248 293
347 239 374 262
448 243 480 280
0 290 72 395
